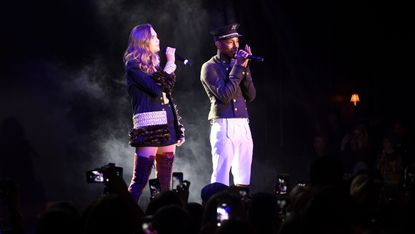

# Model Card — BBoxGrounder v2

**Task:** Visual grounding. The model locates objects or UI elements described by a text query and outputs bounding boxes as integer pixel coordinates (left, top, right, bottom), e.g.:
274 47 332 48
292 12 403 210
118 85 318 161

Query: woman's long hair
123 24 160 74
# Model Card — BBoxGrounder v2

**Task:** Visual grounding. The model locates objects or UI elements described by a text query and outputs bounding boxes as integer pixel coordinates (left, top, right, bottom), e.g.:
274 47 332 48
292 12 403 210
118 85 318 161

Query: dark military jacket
200 51 256 120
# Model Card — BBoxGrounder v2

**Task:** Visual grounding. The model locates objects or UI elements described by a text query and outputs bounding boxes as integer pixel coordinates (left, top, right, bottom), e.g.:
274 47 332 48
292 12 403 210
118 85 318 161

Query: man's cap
209 23 242 41
201 182 228 203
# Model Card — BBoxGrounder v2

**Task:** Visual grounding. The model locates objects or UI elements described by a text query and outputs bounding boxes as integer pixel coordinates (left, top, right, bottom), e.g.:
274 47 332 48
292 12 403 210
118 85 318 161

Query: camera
216 202 230 227
86 163 123 183
172 172 183 191
149 178 161 200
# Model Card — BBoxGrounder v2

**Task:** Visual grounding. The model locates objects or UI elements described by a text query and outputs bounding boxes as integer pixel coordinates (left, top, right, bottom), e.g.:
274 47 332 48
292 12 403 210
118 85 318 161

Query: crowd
1 117 414 234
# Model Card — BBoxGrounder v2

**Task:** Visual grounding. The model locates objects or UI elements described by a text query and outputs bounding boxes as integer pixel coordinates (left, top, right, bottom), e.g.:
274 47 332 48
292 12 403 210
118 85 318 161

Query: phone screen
172 172 183 190
149 179 161 199
141 215 153 233
216 202 230 227
86 170 104 183
275 174 289 196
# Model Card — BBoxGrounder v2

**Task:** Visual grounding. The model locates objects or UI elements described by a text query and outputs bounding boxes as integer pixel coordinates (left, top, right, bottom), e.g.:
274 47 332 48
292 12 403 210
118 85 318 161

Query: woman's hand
164 47 177 74
176 137 185 147
165 46 176 63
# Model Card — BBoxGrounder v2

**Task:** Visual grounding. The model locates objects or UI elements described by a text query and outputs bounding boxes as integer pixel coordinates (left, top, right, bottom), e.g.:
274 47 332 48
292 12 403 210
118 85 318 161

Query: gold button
242 71 246 75
246 72 249 75
234 108 238 111
233 99 236 102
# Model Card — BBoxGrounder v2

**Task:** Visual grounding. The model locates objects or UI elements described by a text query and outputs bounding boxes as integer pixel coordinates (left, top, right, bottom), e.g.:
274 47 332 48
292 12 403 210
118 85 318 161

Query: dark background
0 0 413 224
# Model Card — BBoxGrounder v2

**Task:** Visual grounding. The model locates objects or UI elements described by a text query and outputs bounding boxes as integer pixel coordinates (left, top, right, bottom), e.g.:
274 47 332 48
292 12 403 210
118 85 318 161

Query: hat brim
216 33 243 40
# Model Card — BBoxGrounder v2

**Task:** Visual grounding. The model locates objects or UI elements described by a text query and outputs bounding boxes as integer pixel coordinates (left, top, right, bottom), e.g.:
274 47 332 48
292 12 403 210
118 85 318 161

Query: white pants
209 118 253 186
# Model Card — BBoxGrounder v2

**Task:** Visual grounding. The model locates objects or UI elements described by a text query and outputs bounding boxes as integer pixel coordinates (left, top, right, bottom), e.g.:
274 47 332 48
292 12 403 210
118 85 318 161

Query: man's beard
224 49 237 59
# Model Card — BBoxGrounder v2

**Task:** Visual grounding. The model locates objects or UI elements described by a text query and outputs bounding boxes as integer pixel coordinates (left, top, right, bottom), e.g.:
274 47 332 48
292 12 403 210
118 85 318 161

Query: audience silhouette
1 114 414 234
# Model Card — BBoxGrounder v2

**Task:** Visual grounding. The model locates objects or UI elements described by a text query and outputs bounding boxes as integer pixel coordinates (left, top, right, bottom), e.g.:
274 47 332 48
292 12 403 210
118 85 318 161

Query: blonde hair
123 24 160 74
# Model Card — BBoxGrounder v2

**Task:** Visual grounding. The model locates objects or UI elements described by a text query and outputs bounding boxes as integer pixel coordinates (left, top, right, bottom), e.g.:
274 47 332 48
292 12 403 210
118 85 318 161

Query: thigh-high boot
155 152 174 192
128 155 154 203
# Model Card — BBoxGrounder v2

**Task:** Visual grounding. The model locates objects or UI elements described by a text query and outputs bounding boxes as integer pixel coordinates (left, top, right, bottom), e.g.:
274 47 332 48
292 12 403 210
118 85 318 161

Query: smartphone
85 163 123 184
216 202 230 227
149 178 161 199
141 215 154 233
274 174 289 196
86 170 104 183
172 172 183 190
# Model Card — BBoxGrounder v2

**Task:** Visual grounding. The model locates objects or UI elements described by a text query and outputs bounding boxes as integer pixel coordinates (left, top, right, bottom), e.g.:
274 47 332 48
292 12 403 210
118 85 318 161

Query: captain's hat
209 23 242 41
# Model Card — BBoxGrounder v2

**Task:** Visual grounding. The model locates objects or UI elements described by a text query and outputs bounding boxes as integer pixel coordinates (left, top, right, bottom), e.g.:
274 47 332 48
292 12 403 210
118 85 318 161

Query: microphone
162 47 192 66
247 55 264 62
176 54 193 66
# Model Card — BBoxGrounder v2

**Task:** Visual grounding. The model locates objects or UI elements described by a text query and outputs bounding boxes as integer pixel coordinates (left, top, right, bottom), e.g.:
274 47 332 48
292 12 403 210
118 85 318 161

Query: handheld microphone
247 55 264 62
162 47 192 66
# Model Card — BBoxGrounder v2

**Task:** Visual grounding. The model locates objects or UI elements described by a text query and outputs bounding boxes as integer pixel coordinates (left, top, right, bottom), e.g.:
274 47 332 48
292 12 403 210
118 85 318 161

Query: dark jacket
126 60 166 114
125 60 184 139
200 51 256 120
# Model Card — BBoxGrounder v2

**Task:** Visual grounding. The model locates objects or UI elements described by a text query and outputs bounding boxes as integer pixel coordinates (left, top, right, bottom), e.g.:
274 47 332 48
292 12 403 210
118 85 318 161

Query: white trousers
209 118 253 186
